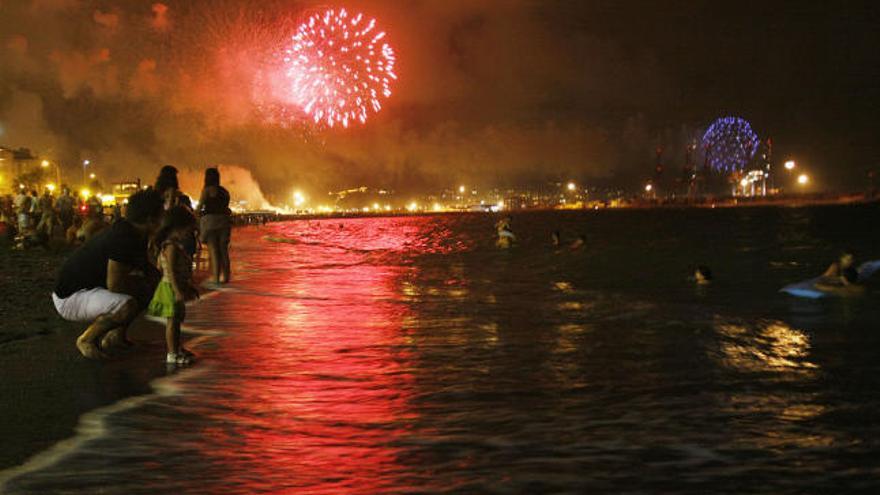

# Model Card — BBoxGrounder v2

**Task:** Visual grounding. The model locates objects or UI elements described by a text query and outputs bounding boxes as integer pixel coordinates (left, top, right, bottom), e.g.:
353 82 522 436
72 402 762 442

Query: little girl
148 206 200 365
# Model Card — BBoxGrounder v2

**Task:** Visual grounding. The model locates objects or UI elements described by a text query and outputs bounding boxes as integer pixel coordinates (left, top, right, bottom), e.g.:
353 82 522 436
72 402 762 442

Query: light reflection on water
5 207 880 493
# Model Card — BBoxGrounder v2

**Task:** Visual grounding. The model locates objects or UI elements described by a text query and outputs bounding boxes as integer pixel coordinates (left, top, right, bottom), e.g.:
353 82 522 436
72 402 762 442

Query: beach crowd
0 186 113 249
5 165 234 365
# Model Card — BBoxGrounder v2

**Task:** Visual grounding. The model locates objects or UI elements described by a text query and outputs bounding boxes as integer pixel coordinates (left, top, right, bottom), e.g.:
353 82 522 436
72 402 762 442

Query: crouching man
52 189 164 359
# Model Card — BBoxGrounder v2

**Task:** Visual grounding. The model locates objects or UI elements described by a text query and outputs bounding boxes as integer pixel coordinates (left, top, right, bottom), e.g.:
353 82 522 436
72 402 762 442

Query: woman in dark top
155 165 194 211
198 167 232 284
154 164 197 257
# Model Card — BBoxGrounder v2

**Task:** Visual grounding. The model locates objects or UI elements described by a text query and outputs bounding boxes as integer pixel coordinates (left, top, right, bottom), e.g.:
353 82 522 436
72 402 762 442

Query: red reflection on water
191 218 448 493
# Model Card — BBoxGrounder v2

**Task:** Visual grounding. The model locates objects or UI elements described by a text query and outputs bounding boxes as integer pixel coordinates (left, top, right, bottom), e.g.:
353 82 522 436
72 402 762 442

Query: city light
644 184 653 192
41 160 49 168
89 173 96 180
80 188 91 198
740 178 749 187
46 183 56 192
567 182 576 191
797 174 809 185
458 185 466 194
406 201 418 212
83 159 90 166
292 190 305 207
784 160 796 170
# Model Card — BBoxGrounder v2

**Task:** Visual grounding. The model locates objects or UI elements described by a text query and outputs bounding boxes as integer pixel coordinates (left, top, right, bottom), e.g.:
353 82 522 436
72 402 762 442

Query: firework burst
700 117 760 173
279 8 397 128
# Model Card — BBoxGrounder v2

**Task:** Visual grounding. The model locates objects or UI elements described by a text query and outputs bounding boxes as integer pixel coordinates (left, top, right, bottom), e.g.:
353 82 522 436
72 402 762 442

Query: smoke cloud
5 0 869 196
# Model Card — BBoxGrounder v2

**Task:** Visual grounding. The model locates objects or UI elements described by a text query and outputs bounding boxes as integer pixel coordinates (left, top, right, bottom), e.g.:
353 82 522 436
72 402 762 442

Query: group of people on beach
0 186 111 248
50 166 232 365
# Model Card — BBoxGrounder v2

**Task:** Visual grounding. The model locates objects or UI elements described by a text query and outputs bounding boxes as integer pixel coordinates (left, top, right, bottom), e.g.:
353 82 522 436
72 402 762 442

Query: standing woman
155 165 196 257
198 167 232 284
155 165 194 211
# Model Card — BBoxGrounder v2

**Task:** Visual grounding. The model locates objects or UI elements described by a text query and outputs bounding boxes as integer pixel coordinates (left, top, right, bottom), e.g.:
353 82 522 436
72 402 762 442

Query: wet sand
0 320 171 470
0 244 195 470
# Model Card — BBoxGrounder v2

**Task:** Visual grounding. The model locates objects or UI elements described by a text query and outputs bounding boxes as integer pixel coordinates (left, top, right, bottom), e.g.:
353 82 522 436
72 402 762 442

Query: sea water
4 205 880 493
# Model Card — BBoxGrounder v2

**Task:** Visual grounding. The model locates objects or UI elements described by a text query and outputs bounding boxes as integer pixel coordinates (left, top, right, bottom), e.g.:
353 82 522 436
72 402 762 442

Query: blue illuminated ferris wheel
700 117 760 174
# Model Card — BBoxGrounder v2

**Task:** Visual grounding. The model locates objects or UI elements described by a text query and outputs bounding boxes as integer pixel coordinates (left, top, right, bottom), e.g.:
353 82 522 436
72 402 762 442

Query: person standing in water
495 216 515 248
198 167 232 284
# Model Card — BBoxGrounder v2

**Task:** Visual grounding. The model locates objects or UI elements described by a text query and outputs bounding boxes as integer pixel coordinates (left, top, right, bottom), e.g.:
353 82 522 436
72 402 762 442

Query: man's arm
821 262 839 278
107 260 141 296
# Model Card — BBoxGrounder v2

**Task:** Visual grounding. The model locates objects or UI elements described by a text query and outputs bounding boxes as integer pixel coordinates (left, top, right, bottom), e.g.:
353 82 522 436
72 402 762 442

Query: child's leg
165 316 181 354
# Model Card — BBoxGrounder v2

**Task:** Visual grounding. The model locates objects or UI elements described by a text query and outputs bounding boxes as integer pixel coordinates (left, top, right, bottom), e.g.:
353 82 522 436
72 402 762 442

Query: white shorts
52 288 134 323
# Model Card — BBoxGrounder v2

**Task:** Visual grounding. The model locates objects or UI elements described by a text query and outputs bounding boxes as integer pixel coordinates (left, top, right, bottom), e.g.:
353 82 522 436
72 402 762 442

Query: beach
0 245 78 345
2 205 880 493
0 243 172 470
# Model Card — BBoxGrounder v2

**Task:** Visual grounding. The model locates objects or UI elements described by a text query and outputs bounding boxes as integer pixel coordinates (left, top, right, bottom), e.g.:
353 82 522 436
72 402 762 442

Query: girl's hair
204 167 221 187
154 205 196 247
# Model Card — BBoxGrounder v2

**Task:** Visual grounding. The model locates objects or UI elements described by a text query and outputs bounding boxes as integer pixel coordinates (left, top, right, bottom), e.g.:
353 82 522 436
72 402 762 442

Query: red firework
281 7 397 128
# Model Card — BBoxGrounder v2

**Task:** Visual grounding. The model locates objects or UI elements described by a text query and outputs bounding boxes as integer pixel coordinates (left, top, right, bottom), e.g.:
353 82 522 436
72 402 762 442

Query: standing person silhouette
198 167 232 285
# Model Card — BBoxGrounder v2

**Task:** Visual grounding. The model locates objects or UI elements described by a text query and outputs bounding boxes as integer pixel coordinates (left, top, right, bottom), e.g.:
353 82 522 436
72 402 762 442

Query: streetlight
458 185 466 194
784 160 796 171
89 173 96 180
82 159 90 185
644 183 653 192
566 181 576 192
40 159 61 187
797 174 809 185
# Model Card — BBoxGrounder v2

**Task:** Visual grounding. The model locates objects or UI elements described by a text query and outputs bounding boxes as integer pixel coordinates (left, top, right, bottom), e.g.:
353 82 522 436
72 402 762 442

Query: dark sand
0 243 180 470
0 245 79 345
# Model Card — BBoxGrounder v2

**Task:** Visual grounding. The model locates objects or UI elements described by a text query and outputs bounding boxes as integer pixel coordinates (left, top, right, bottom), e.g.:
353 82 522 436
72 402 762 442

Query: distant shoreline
238 195 879 222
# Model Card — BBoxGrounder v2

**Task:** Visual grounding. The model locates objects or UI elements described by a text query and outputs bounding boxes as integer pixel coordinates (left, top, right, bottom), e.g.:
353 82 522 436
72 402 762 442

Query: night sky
1 0 878 197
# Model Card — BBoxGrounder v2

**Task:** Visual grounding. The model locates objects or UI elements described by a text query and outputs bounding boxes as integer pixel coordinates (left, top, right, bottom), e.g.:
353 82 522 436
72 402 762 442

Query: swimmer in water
816 251 861 288
551 231 561 247
693 265 713 285
570 235 585 250
495 216 512 233
495 216 515 248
